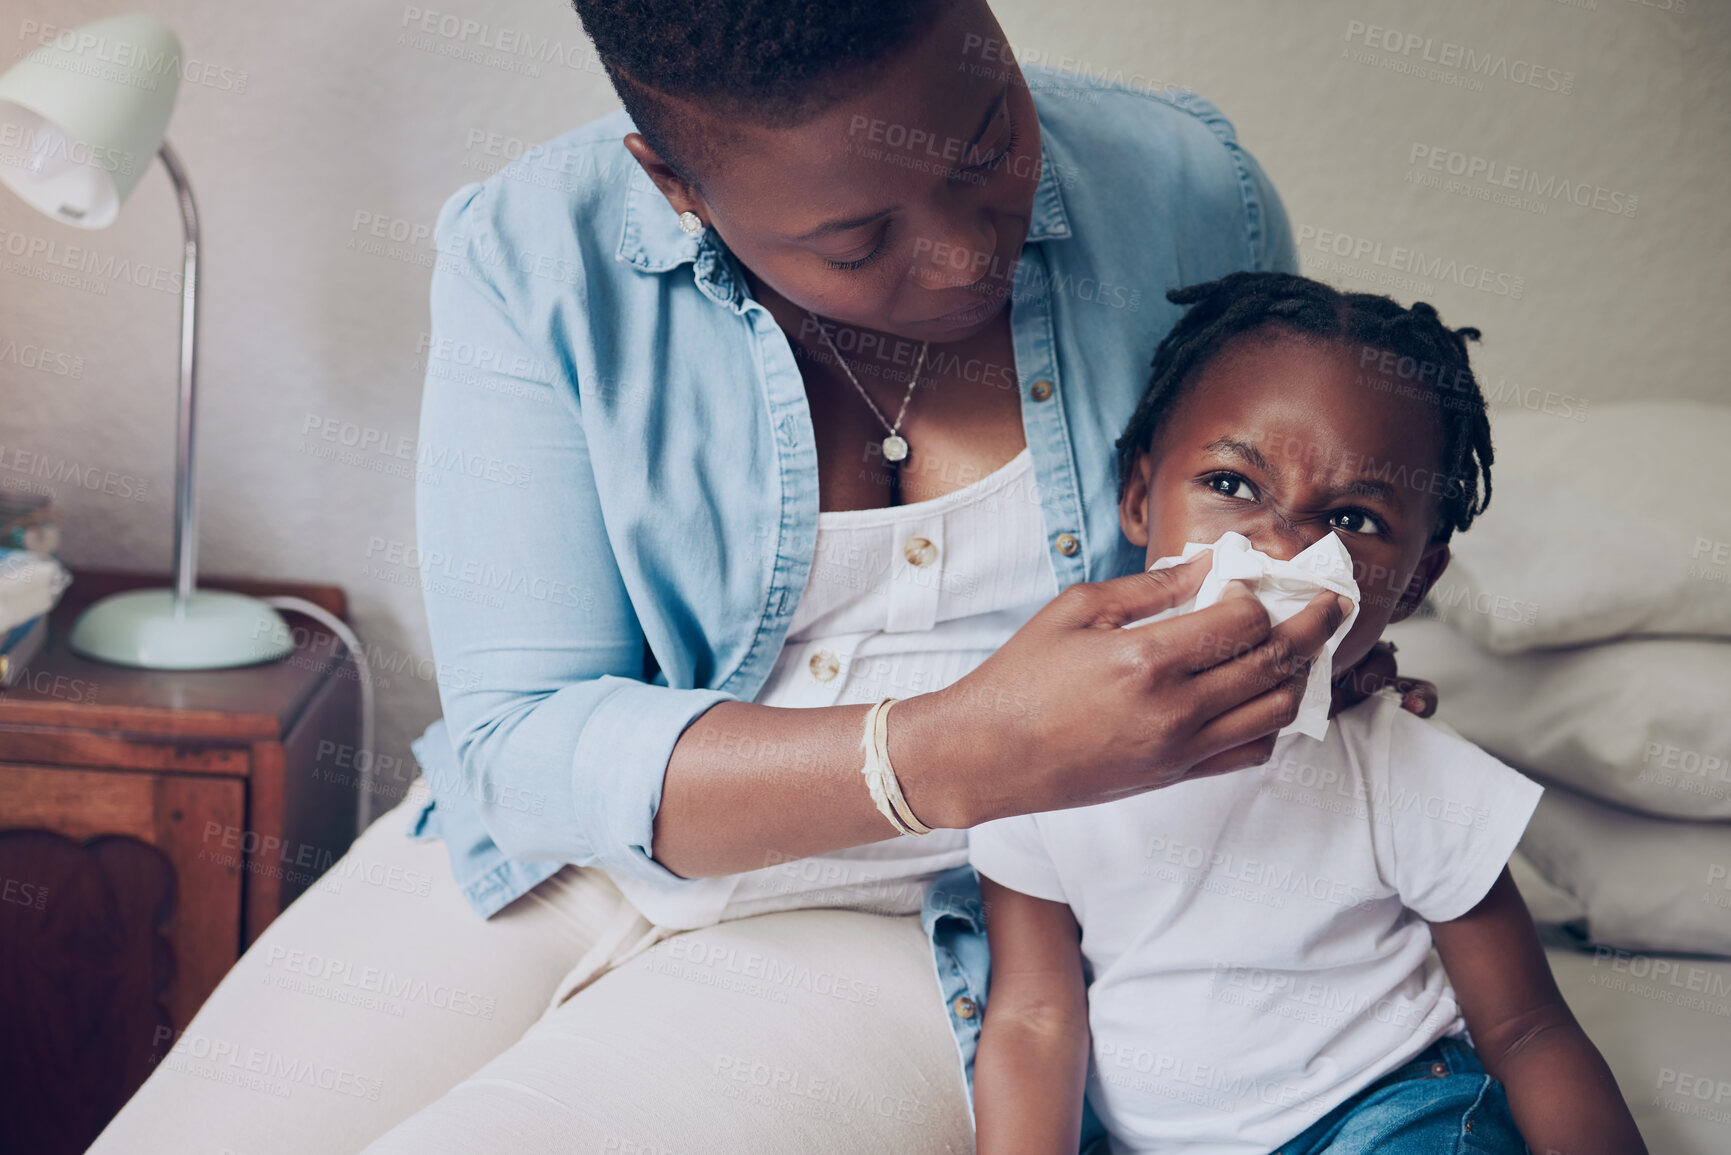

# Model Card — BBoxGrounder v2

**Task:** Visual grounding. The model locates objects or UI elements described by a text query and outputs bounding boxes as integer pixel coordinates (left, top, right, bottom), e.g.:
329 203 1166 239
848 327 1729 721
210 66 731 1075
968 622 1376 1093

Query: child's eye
1329 508 1387 536
1205 473 1256 501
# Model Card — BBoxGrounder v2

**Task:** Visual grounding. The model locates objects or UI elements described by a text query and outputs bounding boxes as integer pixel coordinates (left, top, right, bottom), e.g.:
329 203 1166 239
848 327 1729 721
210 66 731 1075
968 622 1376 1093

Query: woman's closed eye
822 224 892 272
962 120 1021 173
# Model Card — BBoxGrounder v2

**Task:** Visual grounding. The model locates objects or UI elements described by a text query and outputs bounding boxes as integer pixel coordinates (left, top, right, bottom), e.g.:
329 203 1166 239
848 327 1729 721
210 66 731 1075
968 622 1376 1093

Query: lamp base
67 588 296 670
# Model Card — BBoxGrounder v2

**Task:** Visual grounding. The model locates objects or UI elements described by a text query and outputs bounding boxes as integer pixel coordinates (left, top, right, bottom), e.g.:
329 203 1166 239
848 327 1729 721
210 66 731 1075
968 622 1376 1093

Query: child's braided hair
1113 271 1494 542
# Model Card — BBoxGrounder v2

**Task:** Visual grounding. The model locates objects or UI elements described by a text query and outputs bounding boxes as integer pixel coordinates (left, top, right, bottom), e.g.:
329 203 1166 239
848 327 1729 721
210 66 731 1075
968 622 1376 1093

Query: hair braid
1114 272 1493 542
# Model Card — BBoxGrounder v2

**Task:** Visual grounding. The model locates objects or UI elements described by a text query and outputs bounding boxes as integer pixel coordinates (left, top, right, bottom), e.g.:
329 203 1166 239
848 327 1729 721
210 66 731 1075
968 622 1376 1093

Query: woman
93 1 1431 1151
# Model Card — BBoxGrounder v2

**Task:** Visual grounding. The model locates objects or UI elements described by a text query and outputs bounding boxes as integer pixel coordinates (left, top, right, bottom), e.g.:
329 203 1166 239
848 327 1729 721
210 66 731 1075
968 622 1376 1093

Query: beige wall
2 0 1725 812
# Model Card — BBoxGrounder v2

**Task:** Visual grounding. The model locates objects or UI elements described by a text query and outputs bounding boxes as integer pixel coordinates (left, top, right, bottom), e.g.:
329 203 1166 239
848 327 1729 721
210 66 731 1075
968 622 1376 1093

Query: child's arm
975 873 1092 1155
1429 868 1648 1155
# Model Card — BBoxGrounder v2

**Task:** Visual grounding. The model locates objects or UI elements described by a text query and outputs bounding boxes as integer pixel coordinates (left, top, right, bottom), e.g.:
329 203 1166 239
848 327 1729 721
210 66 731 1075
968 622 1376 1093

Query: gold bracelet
859 698 933 836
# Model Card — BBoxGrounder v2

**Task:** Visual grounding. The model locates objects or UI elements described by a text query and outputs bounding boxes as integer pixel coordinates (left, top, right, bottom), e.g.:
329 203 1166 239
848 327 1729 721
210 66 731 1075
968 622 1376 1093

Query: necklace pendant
881 434 909 462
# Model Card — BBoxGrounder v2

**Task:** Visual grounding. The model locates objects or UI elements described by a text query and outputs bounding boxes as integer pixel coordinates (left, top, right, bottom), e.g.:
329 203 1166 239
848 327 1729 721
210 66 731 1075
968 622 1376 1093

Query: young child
968 272 1646 1155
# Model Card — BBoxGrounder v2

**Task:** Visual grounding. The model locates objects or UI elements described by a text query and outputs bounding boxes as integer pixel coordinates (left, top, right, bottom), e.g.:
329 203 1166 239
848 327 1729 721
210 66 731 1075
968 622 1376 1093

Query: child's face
1118 330 1453 677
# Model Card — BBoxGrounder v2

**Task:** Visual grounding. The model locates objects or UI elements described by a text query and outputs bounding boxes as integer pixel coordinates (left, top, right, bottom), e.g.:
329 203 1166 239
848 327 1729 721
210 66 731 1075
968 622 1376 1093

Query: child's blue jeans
1078 1035 1527 1154
1273 1036 1527 1154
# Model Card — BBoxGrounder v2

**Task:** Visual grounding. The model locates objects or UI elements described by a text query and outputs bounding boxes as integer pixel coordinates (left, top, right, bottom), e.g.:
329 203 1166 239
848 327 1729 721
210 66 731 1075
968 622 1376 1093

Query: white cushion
1518 781 1731 958
1385 617 1731 821
1425 401 1731 652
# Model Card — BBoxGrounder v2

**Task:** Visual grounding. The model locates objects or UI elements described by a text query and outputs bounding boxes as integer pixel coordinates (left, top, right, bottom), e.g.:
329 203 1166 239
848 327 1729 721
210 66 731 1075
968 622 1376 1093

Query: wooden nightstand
0 569 362 1155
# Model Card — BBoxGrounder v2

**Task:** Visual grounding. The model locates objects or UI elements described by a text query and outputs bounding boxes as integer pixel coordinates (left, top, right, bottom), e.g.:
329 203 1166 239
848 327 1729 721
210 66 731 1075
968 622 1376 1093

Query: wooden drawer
0 569 361 1155
0 724 249 775
0 762 245 1028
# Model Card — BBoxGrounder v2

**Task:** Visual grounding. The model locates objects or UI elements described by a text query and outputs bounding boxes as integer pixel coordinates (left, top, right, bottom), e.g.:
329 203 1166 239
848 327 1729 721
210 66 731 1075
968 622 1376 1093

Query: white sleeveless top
607 447 1061 930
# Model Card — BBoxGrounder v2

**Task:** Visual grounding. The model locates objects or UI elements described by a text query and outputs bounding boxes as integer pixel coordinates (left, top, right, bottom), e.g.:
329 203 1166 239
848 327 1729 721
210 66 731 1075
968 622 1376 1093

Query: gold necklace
808 312 930 463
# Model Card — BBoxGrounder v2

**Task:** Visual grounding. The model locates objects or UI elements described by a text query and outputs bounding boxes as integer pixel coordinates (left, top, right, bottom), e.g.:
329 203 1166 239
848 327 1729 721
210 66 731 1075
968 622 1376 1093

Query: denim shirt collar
615 137 1073 293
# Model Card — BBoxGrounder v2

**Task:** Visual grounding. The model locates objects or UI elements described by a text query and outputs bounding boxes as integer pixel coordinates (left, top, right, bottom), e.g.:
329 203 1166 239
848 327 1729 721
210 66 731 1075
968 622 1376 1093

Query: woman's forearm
651 566 1356 879
651 690 984 878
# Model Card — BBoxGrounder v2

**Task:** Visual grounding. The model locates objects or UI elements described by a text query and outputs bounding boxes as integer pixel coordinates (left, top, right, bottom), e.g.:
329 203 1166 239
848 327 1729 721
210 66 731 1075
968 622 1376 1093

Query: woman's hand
895 551 1351 828
1330 640 1438 719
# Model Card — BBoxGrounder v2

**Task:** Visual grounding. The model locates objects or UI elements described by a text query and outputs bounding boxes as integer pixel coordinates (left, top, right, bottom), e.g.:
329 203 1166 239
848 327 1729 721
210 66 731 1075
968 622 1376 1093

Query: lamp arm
156 139 200 614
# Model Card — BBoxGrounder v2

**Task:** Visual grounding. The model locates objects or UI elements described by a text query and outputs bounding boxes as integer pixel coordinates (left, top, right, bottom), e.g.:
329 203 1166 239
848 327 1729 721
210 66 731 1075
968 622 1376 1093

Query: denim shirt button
1030 379 1054 401
1055 533 1081 557
953 995 977 1019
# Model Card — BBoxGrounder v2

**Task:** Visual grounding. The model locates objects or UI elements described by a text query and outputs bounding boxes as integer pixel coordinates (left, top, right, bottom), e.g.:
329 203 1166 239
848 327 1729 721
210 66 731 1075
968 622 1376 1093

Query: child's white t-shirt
968 692 1544 1155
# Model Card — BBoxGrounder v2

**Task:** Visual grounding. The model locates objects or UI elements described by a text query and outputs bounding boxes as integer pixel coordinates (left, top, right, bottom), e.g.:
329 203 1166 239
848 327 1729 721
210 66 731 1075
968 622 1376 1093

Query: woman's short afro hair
570 0 945 183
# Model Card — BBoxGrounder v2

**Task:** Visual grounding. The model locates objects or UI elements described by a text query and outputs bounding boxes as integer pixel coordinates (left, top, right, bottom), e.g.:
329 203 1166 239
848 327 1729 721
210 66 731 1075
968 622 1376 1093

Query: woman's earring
677 210 704 236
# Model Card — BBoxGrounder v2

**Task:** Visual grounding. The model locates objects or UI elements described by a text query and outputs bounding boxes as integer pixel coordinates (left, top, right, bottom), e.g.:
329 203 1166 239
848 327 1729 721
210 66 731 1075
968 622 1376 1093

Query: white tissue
1123 531 1361 741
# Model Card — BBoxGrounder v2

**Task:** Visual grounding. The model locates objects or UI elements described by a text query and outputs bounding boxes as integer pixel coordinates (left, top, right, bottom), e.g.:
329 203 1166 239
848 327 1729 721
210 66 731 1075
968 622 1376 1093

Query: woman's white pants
88 781 976 1154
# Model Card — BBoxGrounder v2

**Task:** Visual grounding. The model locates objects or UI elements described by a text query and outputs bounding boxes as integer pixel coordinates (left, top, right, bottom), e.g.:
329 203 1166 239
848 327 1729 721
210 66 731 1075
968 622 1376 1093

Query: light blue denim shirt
406 65 1296 1130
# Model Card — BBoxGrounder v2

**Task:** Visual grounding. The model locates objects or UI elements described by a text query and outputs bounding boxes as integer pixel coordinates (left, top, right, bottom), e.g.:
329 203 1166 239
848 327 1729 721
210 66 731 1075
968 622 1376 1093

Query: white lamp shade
0 13 180 229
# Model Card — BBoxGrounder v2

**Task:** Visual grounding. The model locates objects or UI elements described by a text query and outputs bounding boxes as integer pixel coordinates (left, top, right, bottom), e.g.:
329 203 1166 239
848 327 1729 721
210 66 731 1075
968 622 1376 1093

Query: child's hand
1330 640 1438 718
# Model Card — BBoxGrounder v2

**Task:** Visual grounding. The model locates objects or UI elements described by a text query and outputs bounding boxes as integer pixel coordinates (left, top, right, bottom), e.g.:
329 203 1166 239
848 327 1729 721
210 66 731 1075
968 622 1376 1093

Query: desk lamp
0 13 293 668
